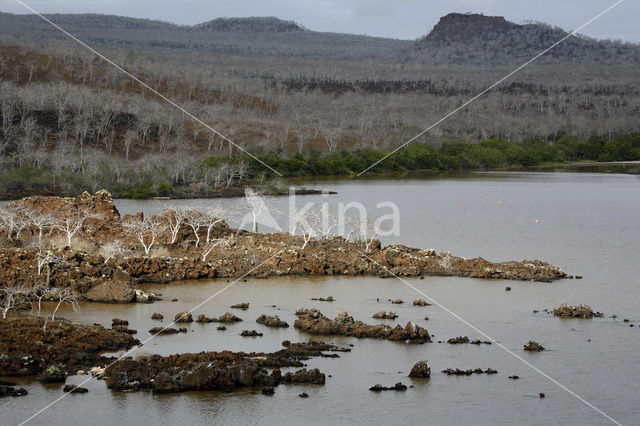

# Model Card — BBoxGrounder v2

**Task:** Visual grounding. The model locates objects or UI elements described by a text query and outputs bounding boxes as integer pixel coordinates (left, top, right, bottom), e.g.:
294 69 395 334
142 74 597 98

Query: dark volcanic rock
369 382 407 391
105 346 329 393
256 314 289 328
108 354 288 393
372 311 398 319
174 312 193 323
63 384 88 393
413 299 430 306
282 368 325 384
111 318 129 327
40 364 66 383
214 312 243 323
311 296 334 302
151 313 163 320
0 384 28 396
0 317 138 378
196 314 215 323
408 361 431 378
148 327 187 335
470 339 492 345
261 387 274 395
230 303 249 310
217 326 227 331
112 326 137 335
447 336 469 344
553 304 603 318
294 309 430 342
274 339 350 360
523 341 545 352
240 330 263 337
442 368 498 375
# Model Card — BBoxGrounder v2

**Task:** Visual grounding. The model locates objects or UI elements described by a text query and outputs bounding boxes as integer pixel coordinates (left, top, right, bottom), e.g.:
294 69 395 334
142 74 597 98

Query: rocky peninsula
0 191 566 304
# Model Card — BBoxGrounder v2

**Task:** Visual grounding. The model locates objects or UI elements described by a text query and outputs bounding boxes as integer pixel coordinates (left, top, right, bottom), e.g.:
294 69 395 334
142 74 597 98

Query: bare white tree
1 284 30 319
30 282 49 316
200 236 228 262
123 216 166 255
99 240 131 264
244 187 278 233
289 207 320 250
439 253 453 270
346 216 380 253
183 207 207 247
0 204 27 238
52 205 90 247
46 287 79 321
24 208 55 245
162 205 188 244
203 205 228 243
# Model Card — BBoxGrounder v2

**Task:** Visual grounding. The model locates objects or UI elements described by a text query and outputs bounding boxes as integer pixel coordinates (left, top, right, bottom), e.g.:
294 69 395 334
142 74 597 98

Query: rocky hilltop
423 13 518 43
193 17 306 33
415 13 640 64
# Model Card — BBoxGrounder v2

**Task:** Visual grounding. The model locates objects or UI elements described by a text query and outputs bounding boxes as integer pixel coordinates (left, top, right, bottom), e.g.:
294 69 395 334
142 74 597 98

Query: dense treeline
2 133 638 199
247 133 640 176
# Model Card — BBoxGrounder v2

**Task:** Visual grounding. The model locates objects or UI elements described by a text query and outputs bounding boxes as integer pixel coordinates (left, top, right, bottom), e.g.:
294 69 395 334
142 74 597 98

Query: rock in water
41 364 66 383
215 312 243 323
552 304 603 318
231 303 249 310
523 341 545 352
151 313 163 320
372 311 398 319
369 382 407 391
149 327 186 335
294 309 430 342
174 312 193 323
282 368 325 384
63 384 89 393
256 314 289 328
196 314 215 323
0 384 28 397
111 318 128 327
447 336 469 344
408 361 431 378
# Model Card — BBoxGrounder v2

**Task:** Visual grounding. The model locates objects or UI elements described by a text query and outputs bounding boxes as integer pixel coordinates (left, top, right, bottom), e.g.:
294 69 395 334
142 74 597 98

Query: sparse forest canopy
0 12 639 198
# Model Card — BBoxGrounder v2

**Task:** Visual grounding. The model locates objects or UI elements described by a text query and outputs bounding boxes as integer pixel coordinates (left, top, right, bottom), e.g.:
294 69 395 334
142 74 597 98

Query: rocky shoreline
0 191 567 304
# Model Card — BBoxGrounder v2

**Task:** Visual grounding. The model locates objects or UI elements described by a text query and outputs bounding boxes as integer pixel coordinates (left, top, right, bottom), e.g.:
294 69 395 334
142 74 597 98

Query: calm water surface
4 172 640 425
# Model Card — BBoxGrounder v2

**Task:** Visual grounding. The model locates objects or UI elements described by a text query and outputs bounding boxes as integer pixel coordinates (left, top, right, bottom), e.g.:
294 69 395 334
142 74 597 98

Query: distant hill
0 11 639 64
192 17 306 33
414 13 640 64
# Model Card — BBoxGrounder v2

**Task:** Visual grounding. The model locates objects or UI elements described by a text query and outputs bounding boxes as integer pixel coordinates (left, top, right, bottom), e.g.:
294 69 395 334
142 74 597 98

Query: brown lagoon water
4 172 640 425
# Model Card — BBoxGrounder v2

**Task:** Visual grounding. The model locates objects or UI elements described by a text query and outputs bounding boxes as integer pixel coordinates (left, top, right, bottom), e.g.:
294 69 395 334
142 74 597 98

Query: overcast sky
2 0 638 42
